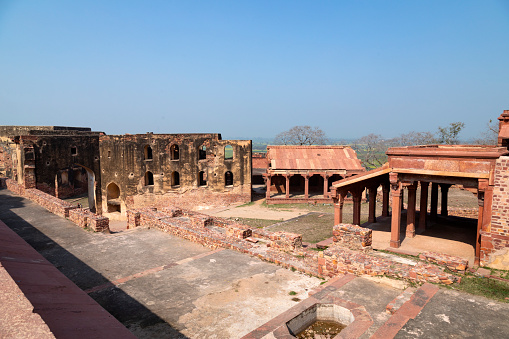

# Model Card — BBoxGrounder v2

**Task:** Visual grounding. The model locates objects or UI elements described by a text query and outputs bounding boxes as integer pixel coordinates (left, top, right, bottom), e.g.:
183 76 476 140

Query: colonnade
265 172 342 200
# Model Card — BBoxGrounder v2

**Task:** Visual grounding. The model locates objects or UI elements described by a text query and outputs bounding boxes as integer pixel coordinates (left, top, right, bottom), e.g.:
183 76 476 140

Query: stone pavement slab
0 189 321 338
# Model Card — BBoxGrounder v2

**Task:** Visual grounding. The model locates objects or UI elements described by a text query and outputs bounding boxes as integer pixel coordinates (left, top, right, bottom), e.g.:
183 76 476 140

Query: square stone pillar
430 183 439 222
405 183 417 238
440 184 451 216
418 181 429 233
352 188 363 226
390 181 402 248
382 183 390 217
476 194 484 266
265 175 271 200
334 193 345 225
323 174 329 198
304 175 310 199
368 186 377 223
285 175 290 199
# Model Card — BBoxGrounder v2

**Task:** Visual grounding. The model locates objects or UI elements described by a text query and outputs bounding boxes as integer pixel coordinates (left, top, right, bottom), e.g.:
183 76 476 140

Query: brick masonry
483 156 509 267
2 178 109 232
419 252 468 274
332 223 372 251
318 244 461 285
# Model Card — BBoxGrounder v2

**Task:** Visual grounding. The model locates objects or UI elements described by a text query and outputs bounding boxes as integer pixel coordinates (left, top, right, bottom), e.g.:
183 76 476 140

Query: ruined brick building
0 127 251 215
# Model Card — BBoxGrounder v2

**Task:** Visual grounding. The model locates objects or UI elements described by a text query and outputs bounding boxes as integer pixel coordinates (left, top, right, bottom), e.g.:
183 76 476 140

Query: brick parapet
333 224 372 251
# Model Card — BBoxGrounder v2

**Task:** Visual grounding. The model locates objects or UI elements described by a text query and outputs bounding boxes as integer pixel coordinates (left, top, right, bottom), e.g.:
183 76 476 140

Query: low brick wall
68 208 91 228
24 189 76 218
419 252 468 274
136 208 253 252
318 244 460 285
2 178 109 232
333 224 372 251
2 178 25 196
89 215 109 232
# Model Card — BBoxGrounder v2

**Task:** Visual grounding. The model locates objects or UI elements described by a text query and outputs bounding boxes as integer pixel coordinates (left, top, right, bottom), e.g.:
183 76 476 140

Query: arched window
199 144 206 160
145 171 154 186
225 171 233 186
224 145 233 160
172 171 180 186
171 144 179 160
144 145 153 160
199 171 207 186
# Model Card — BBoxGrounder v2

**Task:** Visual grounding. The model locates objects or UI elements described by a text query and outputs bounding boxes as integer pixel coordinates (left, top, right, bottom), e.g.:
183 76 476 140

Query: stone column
400 188 405 211
304 175 310 199
390 173 402 248
418 181 429 233
323 174 329 198
440 184 451 216
382 183 390 217
430 183 439 222
285 174 291 199
265 175 271 200
405 183 417 238
476 179 491 266
352 188 363 226
476 192 484 266
334 193 345 225
368 185 377 223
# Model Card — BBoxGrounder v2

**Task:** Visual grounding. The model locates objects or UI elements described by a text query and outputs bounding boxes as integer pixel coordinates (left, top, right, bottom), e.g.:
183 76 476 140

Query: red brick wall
484 156 509 266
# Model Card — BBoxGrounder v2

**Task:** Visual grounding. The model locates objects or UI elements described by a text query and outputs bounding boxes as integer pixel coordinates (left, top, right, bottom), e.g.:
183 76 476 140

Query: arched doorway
57 164 97 212
106 182 121 213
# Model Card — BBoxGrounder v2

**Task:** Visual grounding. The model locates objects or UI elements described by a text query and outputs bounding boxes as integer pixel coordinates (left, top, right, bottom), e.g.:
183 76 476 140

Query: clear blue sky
1 1 508 140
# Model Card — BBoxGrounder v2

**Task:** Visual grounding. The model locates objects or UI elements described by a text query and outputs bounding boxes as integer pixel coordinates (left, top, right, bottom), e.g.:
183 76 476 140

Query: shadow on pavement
0 189 189 339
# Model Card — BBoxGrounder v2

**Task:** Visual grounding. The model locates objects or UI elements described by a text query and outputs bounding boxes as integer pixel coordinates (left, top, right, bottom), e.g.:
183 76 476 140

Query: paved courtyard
1 189 509 338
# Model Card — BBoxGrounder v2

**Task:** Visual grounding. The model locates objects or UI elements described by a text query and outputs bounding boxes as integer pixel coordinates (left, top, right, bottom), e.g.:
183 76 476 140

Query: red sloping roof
267 145 364 171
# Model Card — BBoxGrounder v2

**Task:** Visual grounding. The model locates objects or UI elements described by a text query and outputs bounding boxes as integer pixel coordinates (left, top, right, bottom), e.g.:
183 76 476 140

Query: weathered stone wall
484 156 509 268
100 133 252 214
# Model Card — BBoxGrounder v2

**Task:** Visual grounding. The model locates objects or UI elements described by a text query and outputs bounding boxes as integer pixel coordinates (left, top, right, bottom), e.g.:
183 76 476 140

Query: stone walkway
1 189 509 338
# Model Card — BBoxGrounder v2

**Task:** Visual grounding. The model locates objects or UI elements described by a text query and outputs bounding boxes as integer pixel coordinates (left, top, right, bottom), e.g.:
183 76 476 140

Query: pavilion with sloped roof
263 145 365 204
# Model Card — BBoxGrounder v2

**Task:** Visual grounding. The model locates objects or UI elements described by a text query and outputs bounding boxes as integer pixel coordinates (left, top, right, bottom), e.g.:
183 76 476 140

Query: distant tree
436 122 465 145
396 131 436 146
354 130 436 169
472 119 498 145
274 126 327 145
353 134 393 169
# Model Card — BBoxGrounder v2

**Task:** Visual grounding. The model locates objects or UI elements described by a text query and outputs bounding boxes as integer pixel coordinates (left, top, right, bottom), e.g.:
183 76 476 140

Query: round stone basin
286 303 353 337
